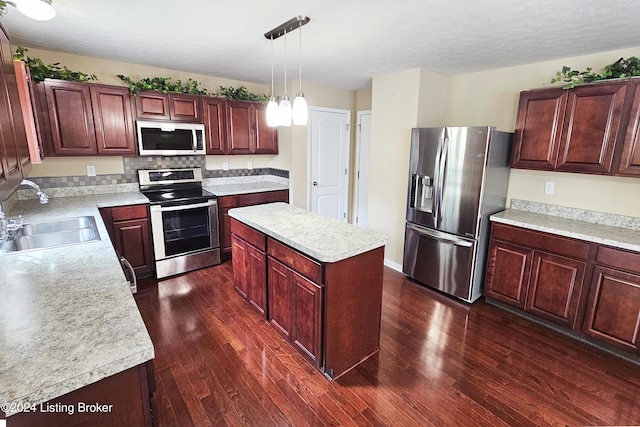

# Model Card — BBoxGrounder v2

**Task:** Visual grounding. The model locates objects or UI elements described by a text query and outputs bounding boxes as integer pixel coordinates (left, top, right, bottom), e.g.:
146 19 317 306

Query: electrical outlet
247 161 253 170
86 165 96 177
544 181 555 195
223 162 229 171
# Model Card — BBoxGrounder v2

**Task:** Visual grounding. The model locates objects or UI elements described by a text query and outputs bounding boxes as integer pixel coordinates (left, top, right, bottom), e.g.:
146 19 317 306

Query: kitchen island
229 202 387 379
1 194 155 425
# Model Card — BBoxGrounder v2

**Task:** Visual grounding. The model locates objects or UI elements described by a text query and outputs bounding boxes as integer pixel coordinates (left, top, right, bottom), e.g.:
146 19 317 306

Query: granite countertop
203 176 289 197
491 203 640 253
228 202 387 263
1 193 154 416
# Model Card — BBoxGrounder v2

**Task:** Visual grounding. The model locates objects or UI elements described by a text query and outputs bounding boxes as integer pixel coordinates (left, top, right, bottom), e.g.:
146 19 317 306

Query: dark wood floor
134 260 640 427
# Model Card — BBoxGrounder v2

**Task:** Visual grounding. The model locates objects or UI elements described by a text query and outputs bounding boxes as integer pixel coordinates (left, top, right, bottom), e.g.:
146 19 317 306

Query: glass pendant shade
266 96 279 127
279 96 292 127
292 91 308 125
16 0 56 21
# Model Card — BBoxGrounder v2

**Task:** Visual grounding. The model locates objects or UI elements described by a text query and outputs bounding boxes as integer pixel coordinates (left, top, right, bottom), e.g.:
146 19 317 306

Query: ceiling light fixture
5 0 56 21
264 15 310 128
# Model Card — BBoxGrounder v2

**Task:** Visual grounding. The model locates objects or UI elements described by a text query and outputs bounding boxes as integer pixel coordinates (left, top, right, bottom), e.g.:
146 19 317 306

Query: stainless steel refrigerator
403 126 513 303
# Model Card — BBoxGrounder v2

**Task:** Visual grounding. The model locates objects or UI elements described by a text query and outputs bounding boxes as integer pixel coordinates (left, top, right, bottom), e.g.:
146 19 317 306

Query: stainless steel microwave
136 120 206 156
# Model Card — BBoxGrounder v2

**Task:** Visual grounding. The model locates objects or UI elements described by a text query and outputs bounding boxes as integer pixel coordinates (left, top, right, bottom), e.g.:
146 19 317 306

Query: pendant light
292 20 308 126
278 28 293 127
265 35 279 127
264 16 310 128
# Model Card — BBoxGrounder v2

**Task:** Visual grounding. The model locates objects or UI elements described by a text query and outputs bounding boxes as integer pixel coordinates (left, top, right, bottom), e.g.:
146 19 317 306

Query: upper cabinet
202 96 226 155
616 81 640 176
226 100 278 155
513 79 640 177
44 80 136 156
0 23 31 201
134 91 201 122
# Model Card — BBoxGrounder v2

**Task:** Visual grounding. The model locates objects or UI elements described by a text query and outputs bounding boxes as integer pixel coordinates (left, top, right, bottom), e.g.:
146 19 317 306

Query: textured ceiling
2 0 640 90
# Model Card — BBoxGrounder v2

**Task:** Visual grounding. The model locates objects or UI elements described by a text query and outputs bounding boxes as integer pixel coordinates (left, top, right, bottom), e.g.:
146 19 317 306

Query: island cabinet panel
230 216 384 380
512 88 567 170
8 362 155 427
231 234 267 316
617 81 640 176
484 223 590 329
582 246 640 353
557 82 627 174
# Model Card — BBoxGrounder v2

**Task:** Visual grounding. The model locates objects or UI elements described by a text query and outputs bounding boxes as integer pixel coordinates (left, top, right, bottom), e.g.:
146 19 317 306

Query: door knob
312 181 318 186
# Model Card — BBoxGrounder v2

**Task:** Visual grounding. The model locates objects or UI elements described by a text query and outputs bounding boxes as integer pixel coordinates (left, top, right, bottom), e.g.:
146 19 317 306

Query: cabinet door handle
312 181 318 186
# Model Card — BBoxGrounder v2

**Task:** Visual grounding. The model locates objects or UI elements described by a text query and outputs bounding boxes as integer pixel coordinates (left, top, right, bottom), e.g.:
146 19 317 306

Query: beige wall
371 47 640 266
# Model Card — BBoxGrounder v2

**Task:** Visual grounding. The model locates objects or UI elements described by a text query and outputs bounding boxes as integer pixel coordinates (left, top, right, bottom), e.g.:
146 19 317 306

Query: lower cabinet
485 223 589 329
268 254 323 367
230 217 384 379
218 189 289 257
99 204 154 278
582 247 640 353
7 361 156 427
485 222 640 356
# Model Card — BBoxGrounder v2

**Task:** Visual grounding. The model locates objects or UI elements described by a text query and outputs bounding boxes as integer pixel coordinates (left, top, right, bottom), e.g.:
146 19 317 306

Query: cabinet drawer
267 237 322 284
491 223 590 260
111 204 148 221
597 246 640 275
230 218 266 251
238 190 289 206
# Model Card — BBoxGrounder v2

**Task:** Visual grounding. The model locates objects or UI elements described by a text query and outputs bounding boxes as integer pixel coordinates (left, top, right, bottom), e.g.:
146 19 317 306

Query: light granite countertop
491 206 640 253
228 202 387 263
203 176 289 197
1 193 154 416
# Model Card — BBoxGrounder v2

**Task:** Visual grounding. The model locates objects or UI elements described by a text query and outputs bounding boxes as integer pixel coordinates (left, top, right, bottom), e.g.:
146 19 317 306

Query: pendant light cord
270 36 275 98
283 29 287 97
298 21 302 92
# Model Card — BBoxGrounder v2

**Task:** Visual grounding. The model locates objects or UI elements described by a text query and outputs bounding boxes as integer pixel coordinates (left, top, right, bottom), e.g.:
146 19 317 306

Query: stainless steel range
139 168 220 279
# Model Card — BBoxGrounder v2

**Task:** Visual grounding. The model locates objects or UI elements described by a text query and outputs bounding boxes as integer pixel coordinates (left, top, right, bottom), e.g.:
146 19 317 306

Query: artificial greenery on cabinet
551 56 640 89
13 47 97 82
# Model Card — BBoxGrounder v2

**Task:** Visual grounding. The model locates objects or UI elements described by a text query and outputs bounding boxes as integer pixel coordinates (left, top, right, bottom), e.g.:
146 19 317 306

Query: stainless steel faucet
20 179 49 204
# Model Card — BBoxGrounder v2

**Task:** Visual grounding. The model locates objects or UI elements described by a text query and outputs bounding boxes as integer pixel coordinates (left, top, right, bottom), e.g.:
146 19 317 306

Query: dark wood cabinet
218 190 289 257
202 96 226 154
582 246 640 353
90 85 137 155
0 23 31 200
226 100 278 155
512 88 567 170
100 204 154 278
513 79 636 176
230 217 268 315
557 82 627 174
134 91 201 122
484 223 590 329
8 362 155 427
44 80 136 156
617 81 640 176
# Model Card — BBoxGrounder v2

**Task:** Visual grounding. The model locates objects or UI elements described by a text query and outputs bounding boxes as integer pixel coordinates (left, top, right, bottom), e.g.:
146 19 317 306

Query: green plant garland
551 56 640 89
13 47 97 82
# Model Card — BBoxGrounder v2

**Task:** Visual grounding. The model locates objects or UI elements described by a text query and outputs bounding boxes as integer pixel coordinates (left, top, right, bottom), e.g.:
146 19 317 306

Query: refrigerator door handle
433 137 444 227
437 136 449 222
406 223 473 247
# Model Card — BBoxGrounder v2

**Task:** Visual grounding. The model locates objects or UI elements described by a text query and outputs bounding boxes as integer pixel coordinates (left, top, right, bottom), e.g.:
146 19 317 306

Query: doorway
308 107 351 221
354 110 371 227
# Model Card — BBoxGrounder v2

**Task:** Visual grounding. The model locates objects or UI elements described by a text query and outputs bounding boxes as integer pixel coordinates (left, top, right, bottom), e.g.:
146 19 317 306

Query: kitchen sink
4 216 101 252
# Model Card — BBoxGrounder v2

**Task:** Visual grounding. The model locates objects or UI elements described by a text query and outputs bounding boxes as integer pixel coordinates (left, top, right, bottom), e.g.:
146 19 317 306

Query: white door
309 107 350 221
354 110 371 228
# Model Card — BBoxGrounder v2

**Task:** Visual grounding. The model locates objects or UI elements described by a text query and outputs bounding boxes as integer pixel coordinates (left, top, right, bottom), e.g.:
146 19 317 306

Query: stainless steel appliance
139 168 220 279
136 120 206 156
403 126 513 303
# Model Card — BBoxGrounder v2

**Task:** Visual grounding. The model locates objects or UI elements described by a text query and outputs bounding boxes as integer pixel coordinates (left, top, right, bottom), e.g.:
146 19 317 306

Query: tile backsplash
25 156 288 189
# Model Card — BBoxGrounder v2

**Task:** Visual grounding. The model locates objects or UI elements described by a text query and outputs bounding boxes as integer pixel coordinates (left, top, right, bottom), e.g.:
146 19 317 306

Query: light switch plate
86 165 96 177
544 181 555 194
223 162 229 171
247 161 253 170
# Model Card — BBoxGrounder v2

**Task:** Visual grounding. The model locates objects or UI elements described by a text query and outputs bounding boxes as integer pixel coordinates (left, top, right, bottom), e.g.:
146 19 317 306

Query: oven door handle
150 200 217 213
